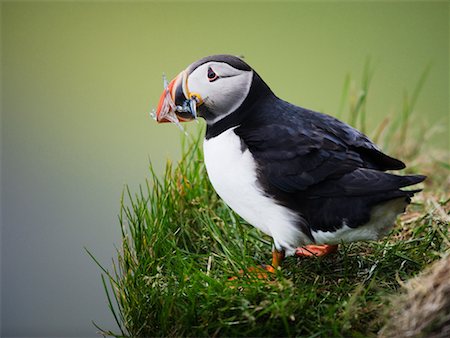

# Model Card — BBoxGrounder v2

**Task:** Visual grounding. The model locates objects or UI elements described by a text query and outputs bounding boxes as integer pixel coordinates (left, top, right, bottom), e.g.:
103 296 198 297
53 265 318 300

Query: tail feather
398 174 427 188
297 171 426 233
309 170 426 198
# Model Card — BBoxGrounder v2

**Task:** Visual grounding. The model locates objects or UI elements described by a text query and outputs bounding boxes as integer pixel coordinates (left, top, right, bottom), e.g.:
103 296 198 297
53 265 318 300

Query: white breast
203 128 309 255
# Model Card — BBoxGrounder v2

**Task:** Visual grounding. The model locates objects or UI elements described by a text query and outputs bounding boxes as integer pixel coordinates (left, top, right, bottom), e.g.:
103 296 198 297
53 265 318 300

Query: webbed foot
295 244 338 257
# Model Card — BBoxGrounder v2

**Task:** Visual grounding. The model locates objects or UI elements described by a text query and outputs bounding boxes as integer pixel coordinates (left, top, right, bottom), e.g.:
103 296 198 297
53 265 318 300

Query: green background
1 1 448 336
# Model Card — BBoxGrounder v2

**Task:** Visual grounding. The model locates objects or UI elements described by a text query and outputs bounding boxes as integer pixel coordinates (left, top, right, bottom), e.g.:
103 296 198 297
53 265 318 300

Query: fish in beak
153 71 202 125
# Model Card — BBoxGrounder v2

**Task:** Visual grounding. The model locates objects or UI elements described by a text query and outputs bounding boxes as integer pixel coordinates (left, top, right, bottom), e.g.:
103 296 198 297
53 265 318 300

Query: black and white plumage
155 54 425 258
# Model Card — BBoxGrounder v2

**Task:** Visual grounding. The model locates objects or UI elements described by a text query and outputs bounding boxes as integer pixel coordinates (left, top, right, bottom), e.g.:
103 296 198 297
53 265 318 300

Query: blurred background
1 1 448 337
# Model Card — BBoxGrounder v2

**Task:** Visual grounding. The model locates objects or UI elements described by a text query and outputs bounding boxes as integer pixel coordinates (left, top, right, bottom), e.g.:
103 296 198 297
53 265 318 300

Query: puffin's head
155 55 267 125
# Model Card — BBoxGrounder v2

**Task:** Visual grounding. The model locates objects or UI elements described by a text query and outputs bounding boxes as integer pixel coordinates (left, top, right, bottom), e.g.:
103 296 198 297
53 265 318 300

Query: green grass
89 71 449 337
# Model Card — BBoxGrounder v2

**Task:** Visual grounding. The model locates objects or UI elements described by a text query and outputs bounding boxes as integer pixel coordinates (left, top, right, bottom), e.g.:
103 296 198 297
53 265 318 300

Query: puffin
154 54 426 272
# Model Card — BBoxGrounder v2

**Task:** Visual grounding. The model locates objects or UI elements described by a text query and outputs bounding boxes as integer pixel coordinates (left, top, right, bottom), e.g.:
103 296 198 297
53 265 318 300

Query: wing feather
235 102 406 194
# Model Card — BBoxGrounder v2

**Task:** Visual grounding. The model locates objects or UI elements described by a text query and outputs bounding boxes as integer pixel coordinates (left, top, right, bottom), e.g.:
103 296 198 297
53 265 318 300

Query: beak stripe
155 70 203 125
155 75 179 123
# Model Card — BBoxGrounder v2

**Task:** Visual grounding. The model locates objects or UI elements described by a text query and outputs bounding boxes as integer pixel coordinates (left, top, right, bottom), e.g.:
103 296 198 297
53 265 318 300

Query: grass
89 70 449 337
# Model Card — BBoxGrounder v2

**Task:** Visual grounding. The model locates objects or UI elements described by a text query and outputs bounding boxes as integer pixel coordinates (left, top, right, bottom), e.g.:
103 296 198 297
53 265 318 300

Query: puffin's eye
207 67 219 82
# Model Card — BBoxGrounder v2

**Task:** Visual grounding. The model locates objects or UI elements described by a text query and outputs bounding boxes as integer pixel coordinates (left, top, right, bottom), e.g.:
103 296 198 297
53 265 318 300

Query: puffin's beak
155 73 180 123
155 71 200 123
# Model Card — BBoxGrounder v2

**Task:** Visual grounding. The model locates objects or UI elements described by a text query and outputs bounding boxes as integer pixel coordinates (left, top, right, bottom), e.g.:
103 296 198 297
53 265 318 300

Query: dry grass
380 255 450 338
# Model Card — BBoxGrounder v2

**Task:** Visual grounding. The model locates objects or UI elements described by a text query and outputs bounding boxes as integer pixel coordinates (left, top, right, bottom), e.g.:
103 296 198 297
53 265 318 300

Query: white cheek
187 71 212 100
188 71 253 122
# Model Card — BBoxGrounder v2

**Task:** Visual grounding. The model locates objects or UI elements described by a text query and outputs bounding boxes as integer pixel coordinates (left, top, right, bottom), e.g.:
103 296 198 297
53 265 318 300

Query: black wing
235 99 425 233
235 100 405 194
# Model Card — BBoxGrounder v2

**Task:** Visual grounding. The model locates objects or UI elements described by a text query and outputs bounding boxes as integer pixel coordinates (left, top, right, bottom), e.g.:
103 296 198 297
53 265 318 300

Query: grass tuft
90 69 449 337
91 134 449 337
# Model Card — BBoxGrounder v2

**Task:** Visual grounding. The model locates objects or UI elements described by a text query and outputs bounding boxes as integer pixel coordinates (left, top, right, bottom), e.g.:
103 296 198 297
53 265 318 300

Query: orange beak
154 71 202 124
155 74 179 123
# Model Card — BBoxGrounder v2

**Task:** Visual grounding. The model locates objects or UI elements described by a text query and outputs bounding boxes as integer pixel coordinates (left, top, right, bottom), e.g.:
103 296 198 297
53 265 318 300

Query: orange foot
295 244 338 257
228 249 285 280
228 265 274 281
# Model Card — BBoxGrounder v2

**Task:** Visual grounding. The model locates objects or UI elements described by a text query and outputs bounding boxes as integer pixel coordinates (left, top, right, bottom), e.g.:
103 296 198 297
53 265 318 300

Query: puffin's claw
228 249 284 280
295 244 338 257
228 264 276 281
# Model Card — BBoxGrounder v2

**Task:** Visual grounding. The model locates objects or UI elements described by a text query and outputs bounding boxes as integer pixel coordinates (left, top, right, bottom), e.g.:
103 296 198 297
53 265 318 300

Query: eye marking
207 67 219 82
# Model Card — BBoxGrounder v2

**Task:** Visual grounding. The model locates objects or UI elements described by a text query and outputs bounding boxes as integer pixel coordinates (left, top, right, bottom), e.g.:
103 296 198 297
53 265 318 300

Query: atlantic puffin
154 54 426 272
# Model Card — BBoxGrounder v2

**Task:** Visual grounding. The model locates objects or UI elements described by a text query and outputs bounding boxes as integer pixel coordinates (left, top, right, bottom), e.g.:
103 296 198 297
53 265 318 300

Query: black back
233 90 425 235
